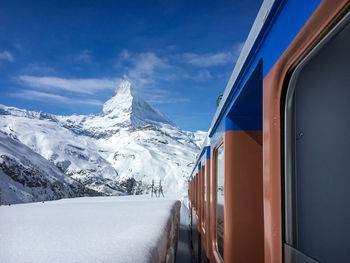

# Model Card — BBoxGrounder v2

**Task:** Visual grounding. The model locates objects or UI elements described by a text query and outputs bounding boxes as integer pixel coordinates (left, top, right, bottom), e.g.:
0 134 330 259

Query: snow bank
0 195 181 263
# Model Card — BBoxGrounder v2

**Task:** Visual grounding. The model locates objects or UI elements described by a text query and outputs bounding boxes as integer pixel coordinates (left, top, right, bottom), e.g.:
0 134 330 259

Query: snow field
0 195 181 263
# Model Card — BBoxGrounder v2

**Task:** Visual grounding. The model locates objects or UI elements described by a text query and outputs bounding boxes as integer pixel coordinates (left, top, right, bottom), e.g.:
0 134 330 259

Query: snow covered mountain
0 131 99 205
101 76 173 126
0 77 205 202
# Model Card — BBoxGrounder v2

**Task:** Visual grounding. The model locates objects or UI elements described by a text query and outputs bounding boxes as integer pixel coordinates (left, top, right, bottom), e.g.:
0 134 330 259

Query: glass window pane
195 176 197 210
217 143 224 259
203 166 206 227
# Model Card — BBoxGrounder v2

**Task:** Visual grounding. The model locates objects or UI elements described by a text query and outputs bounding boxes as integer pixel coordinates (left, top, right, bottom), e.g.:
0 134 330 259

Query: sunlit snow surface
0 195 181 263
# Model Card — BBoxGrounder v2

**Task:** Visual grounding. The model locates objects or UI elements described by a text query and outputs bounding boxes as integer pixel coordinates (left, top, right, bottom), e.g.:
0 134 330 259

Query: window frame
197 169 201 231
195 173 198 212
210 137 224 263
201 165 206 233
205 153 211 260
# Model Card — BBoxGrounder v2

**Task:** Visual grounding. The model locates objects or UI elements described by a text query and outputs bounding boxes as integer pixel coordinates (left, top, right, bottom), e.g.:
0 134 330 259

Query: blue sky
0 0 261 131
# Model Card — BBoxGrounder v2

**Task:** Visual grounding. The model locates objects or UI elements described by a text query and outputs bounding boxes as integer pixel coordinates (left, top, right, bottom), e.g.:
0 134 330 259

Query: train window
197 171 201 219
192 180 194 208
192 181 194 204
190 181 192 204
197 173 199 213
284 13 350 263
192 179 194 208
216 143 224 259
202 166 206 228
194 175 197 211
197 173 200 215
197 174 199 212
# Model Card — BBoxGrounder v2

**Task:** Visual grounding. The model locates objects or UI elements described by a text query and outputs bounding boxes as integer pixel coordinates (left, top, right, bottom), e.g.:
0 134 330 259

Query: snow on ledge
0 195 181 263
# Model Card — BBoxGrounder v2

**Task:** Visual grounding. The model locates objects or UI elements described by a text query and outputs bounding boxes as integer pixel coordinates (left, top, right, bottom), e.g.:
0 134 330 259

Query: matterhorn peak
102 76 136 116
102 76 172 127
113 75 136 97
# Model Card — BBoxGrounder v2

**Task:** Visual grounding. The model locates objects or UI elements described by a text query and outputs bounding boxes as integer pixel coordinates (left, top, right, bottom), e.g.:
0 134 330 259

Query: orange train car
189 141 211 263
187 0 350 262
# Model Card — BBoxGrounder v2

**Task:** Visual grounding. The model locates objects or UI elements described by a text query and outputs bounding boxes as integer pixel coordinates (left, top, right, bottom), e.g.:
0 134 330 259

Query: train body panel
188 0 350 262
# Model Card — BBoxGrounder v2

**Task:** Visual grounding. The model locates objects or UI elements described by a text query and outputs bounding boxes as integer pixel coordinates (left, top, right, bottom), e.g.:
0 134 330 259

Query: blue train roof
188 143 210 182
188 0 323 180
209 0 275 136
208 0 321 139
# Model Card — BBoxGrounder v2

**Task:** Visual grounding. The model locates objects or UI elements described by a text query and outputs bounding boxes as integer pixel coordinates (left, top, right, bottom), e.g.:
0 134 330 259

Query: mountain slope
0 78 205 197
0 131 100 205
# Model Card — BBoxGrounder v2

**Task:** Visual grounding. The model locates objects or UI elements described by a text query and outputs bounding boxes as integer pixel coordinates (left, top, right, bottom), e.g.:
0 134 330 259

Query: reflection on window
217 143 224 259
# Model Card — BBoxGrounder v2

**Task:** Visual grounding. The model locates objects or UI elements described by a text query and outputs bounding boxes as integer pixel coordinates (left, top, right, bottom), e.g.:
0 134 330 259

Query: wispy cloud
147 97 191 104
124 52 187 104
11 90 103 105
119 49 131 60
167 45 176 51
75 49 92 63
113 47 242 104
0 51 14 62
184 69 212 81
182 42 244 67
141 86 191 105
125 51 170 85
183 51 234 67
17 76 120 94
23 63 56 75
116 50 174 95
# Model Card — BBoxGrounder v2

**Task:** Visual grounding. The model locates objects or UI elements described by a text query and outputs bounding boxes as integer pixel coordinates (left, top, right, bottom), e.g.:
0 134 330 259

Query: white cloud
75 49 92 63
167 45 176 51
182 42 244 67
147 97 191 104
142 87 190 105
11 90 103 105
18 76 120 94
184 69 212 81
116 50 172 89
24 64 56 75
183 51 234 67
124 52 181 103
128 52 169 79
119 49 131 60
0 51 14 62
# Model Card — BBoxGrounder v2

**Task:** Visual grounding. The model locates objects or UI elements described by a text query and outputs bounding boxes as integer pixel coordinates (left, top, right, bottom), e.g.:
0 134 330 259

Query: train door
283 11 350 263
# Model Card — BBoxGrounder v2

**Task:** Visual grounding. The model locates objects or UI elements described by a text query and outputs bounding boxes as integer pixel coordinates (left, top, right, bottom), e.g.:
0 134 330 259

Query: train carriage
189 138 211 262
188 0 350 262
